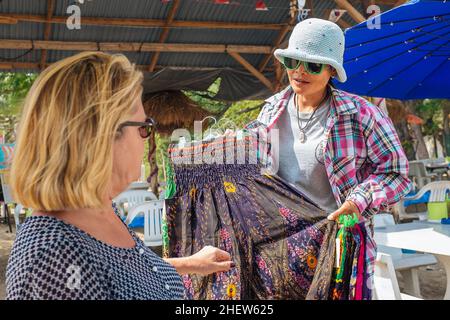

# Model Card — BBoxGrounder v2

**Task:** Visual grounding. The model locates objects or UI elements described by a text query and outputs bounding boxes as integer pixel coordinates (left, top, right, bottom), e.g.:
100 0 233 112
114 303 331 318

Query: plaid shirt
253 85 412 220
250 86 412 298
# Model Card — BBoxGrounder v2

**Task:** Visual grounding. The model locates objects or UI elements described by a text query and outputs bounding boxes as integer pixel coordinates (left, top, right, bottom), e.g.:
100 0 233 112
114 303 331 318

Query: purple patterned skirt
165 136 367 300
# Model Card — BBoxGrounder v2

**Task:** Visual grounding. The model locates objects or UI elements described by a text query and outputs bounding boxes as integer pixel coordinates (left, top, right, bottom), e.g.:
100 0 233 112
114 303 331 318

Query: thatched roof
143 90 212 136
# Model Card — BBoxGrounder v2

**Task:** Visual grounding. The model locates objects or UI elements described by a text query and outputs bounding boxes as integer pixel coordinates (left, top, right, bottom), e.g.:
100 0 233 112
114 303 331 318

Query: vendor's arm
328 101 412 221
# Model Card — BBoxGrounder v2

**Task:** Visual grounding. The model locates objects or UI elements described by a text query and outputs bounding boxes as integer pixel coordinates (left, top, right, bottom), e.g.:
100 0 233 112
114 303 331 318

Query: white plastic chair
113 189 158 218
374 213 437 298
408 160 436 190
397 181 450 221
126 200 164 247
373 253 422 300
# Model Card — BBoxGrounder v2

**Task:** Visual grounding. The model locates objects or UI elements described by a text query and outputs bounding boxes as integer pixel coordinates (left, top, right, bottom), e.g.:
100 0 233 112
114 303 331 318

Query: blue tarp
336 0 450 99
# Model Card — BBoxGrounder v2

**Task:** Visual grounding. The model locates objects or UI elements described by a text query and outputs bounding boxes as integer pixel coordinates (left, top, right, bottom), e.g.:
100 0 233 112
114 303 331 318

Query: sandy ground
0 220 446 300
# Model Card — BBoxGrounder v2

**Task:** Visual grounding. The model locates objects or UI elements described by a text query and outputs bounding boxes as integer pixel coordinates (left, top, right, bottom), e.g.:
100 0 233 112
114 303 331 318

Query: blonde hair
11 51 143 211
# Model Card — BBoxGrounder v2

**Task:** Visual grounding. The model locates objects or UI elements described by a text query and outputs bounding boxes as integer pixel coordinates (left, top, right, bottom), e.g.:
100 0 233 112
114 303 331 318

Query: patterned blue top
6 214 184 300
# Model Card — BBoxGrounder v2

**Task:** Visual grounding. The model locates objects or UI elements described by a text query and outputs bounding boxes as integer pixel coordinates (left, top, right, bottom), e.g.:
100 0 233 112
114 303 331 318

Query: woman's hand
164 245 234 276
327 200 360 221
188 246 235 276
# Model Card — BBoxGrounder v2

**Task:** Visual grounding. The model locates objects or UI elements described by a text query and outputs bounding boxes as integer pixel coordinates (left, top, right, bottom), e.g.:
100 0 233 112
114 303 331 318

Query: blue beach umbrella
336 0 450 99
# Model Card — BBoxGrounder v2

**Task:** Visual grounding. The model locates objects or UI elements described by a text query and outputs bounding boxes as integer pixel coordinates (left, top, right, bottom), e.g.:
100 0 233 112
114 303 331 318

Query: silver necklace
295 91 329 143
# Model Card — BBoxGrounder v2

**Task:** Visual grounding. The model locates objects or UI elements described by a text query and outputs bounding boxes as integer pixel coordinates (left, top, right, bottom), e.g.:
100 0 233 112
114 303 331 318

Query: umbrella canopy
336 0 450 100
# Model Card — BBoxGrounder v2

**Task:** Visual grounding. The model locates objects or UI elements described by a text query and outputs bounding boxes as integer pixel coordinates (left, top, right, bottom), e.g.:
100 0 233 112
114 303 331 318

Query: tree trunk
403 100 429 160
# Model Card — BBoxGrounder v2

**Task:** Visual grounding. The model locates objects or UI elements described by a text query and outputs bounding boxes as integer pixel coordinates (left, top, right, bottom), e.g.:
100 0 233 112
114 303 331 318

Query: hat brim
274 48 347 83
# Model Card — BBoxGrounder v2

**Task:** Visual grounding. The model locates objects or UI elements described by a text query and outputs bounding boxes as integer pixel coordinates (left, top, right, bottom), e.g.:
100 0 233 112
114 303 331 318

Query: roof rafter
148 0 181 72
0 39 272 54
39 0 55 70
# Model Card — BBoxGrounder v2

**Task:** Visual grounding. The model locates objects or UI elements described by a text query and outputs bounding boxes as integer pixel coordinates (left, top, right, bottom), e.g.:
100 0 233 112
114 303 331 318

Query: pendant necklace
295 90 329 143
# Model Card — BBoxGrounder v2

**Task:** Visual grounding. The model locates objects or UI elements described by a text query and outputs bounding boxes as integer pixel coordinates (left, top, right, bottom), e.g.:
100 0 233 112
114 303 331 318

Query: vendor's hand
189 245 235 276
327 200 360 221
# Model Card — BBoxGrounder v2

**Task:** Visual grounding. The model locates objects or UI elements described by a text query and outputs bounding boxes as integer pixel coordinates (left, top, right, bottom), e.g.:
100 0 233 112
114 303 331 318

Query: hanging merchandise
330 213 369 300
255 0 268 11
298 8 311 22
163 129 373 300
329 9 347 23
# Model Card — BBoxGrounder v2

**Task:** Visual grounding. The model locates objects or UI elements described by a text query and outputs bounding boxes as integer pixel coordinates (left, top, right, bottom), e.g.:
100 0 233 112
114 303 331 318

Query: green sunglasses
281 57 326 75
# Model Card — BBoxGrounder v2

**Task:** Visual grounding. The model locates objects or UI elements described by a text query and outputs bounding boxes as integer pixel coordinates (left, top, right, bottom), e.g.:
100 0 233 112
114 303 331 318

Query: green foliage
0 72 37 142
416 99 444 136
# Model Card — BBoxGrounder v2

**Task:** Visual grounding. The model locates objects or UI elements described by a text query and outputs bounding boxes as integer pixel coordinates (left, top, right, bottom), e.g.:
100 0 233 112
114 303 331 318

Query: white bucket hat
274 18 347 83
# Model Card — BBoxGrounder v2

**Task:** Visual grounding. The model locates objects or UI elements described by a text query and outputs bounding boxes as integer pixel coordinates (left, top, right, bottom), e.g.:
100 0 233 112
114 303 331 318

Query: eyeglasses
118 117 155 139
281 57 326 75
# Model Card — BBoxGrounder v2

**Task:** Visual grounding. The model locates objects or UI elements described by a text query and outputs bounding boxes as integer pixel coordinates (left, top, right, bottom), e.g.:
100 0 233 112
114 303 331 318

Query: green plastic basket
428 201 449 221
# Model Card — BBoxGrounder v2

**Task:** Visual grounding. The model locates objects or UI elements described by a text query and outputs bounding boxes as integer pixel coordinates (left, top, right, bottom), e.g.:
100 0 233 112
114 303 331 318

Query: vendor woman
251 18 411 285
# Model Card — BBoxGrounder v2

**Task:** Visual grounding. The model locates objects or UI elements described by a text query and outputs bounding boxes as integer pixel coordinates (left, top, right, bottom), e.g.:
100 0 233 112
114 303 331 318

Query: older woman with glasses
6 51 233 300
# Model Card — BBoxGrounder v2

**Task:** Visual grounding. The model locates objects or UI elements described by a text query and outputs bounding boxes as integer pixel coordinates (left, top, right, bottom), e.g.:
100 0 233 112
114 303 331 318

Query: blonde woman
6 52 233 300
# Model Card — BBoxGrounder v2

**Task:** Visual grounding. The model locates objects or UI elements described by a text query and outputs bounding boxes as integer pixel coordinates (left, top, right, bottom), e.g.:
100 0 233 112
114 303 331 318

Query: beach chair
397 181 450 222
408 160 436 190
374 213 437 298
126 200 164 247
113 189 157 218
373 253 422 300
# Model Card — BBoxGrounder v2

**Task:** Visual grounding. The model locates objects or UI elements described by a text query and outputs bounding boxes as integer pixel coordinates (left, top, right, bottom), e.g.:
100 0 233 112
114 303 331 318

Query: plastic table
374 221 450 299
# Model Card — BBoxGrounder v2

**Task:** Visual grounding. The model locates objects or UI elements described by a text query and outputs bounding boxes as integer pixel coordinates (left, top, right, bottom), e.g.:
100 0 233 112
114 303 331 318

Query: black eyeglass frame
118 117 156 139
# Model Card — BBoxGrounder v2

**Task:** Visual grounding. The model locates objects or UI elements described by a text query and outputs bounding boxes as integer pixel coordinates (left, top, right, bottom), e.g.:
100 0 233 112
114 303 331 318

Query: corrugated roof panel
50 23 162 42
167 28 279 45
0 0 46 14
176 0 291 24
0 22 44 40
157 51 262 68
0 48 40 63
54 0 170 19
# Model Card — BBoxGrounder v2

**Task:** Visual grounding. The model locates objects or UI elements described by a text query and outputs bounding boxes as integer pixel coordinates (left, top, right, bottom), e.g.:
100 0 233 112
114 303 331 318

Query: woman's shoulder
331 88 388 129
8 217 89 271
13 216 84 249
6 216 108 299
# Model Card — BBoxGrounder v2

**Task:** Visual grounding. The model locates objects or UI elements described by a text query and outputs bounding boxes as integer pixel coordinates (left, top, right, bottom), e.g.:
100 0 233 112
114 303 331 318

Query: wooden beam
0 62 40 70
0 61 276 73
0 16 18 24
39 0 55 70
258 15 296 72
336 18 352 29
148 0 181 72
0 39 272 54
0 13 291 31
334 0 366 24
228 51 274 92
394 0 407 6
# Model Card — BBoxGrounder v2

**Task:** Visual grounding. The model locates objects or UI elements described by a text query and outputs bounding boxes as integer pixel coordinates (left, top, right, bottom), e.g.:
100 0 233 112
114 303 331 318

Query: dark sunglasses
118 117 155 139
281 57 326 75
